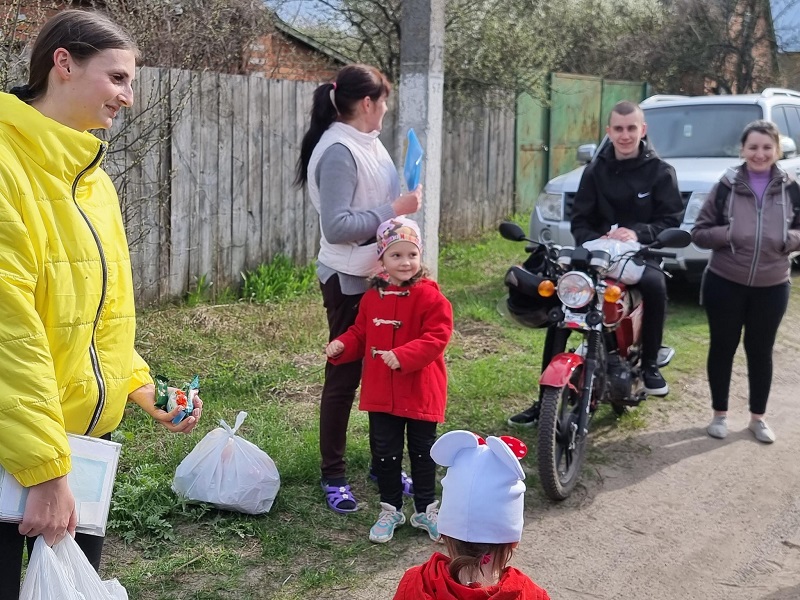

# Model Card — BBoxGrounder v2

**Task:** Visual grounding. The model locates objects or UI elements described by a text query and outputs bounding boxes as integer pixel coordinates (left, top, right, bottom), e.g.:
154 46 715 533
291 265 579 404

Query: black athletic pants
637 262 668 365
369 412 437 514
702 269 789 414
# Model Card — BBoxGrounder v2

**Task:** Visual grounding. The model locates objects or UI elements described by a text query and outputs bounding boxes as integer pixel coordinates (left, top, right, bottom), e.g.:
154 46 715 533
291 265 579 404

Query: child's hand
326 340 345 358
381 350 401 370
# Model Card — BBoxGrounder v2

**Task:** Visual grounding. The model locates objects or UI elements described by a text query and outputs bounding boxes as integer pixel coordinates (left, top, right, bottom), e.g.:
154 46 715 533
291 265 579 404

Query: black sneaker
643 363 669 396
507 403 540 427
656 345 675 368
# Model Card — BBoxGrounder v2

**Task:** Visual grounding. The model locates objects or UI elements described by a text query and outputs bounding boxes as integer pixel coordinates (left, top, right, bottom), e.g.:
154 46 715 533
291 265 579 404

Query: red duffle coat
393 552 551 600
329 278 453 423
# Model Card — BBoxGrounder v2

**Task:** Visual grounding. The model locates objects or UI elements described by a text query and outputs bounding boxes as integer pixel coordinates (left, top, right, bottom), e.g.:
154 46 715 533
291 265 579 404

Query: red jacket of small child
328 277 453 422
393 552 551 600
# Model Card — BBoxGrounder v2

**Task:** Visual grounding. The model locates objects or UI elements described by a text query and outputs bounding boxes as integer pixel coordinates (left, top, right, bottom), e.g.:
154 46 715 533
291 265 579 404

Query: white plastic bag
172 411 280 514
582 238 645 284
20 535 127 600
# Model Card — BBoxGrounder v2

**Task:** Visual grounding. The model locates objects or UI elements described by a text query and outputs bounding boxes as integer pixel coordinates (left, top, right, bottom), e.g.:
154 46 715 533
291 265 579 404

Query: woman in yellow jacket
0 10 202 597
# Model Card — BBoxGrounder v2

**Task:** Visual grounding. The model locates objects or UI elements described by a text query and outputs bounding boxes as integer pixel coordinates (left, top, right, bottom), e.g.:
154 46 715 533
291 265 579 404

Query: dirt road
346 312 800 599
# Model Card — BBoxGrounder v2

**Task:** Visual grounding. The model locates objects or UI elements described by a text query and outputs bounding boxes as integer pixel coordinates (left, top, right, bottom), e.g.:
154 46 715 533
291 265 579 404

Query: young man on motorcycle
508 101 683 427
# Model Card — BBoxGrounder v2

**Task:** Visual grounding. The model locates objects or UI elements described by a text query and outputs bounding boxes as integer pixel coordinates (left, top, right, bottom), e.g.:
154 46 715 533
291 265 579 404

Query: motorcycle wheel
537 367 587 501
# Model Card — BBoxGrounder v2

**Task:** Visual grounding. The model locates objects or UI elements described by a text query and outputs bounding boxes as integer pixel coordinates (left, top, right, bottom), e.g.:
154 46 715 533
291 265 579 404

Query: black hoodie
570 138 684 245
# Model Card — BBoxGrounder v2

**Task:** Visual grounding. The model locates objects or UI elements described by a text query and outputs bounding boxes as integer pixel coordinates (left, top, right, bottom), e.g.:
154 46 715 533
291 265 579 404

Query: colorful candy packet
155 375 199 424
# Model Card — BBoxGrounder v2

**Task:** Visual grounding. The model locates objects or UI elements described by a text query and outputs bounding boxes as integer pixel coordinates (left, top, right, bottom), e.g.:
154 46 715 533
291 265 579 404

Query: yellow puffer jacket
0 92 152 487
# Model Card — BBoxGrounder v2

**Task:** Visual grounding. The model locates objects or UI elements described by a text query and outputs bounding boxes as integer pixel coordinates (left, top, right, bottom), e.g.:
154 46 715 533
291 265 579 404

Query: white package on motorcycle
581 238 645 285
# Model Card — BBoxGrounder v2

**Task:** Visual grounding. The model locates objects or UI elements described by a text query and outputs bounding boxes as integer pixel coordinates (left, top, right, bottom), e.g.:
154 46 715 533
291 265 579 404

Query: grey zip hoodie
691 165 800 287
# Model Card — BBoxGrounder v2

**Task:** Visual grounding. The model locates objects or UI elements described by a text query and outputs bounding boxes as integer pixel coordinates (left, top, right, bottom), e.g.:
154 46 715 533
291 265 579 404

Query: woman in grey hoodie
692 120 800 443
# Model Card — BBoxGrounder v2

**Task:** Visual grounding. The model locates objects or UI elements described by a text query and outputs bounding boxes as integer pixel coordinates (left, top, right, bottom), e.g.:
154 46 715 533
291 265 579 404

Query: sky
771 0 800 53
269 0 333 26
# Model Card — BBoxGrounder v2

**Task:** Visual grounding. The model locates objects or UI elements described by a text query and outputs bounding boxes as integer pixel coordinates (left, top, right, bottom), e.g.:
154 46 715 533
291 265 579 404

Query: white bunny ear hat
431 430 527 544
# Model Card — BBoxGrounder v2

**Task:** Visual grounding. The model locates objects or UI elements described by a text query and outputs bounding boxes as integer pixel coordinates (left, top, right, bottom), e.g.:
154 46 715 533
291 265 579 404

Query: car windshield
644 104 763 158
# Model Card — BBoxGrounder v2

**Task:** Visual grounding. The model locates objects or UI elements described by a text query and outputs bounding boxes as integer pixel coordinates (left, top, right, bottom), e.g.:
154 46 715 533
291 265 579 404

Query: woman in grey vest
295 64 422 513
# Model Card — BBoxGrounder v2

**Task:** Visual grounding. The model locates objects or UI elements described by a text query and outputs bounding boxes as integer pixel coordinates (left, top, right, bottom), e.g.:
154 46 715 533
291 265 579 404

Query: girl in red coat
393 430 551 600
326 216 453 543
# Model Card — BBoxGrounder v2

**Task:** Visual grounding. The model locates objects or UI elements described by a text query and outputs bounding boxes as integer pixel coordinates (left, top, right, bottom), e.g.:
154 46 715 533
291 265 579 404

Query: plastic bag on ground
172 411 280 514
20 535 127 600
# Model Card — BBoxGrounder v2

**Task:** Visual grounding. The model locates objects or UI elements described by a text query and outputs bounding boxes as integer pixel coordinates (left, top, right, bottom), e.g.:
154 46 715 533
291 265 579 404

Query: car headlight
682 192 709 225
536 192 563 221
557 271 595 308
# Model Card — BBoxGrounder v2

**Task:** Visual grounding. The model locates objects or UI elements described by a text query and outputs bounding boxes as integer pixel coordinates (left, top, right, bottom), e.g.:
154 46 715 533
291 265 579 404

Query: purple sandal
321 481 359 514
368 470 415 497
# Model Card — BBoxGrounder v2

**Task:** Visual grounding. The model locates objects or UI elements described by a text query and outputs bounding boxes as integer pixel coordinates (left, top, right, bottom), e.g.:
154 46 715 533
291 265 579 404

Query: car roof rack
761 88 800 98
641 94 690 105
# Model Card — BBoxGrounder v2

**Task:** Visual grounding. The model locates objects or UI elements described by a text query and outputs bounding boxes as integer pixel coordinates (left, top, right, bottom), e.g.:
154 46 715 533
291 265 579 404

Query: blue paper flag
404 128 424 191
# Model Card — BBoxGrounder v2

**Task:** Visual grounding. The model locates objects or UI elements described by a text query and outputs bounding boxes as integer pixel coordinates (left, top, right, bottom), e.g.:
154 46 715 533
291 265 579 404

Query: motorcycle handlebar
641 249 677 260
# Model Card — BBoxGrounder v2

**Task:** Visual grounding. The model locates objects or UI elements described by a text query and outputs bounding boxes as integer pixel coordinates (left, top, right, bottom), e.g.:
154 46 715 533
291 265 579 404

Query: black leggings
369 412 437 514
0 522 105 600
702 269 789 414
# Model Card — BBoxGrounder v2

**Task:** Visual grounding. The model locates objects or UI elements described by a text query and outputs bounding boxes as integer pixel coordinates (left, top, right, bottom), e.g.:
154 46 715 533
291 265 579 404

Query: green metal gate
516 73 648 212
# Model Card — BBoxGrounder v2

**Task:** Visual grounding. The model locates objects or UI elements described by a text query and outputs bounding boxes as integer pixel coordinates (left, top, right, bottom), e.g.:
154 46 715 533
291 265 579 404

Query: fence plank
197 71 219 288
280 79 294 258
247 76 264 269
267 79 283 260
138 67 163 303
217 74 234 291
231 77 249 278
168 69 194 298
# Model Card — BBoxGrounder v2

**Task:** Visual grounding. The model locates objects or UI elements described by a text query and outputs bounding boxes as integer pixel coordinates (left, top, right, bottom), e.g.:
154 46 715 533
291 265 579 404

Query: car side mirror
780 136 797 159
576 143 597 164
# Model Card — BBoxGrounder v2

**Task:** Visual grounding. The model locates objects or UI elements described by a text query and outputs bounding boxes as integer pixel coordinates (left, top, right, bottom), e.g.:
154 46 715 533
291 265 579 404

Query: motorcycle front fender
540 352 584 388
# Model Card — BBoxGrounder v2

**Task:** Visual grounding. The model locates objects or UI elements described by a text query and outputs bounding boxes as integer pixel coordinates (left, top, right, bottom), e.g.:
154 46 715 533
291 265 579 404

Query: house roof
272 16 352 66
771 0 800 53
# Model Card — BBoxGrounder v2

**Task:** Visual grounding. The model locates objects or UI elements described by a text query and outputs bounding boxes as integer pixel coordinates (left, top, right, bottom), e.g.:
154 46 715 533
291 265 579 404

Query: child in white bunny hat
392 430 551 599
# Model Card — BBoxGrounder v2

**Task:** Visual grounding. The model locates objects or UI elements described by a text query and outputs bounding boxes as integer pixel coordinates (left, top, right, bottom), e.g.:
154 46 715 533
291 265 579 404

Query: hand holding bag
20 535 127 600
172 411 280 514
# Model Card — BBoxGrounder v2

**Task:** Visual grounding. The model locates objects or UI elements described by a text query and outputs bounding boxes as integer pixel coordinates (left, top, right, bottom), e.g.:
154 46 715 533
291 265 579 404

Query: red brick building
244 19 351 82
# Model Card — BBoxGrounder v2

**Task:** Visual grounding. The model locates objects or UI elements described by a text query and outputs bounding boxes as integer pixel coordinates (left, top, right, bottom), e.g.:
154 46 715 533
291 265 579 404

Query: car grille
563 191 693 221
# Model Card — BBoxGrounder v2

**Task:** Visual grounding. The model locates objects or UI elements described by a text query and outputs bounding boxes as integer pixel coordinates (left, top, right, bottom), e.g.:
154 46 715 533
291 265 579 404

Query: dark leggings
369 412 437 514
0 523 105 599
637 262 668 364
702 269 789 414
319 275 364 481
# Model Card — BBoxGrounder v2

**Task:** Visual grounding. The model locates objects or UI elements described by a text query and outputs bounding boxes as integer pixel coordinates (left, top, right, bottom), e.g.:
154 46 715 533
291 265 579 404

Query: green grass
108 219 722 598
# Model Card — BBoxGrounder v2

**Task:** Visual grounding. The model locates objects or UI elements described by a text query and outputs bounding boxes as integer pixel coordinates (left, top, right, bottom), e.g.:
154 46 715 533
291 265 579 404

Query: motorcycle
499 221 692 500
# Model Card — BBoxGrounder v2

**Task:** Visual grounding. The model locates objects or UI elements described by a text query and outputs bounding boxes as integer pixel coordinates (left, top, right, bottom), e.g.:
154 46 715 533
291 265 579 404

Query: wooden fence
105 66 515 304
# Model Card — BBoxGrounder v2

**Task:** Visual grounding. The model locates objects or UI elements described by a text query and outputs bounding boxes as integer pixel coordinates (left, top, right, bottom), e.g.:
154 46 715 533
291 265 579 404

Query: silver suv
529 88 800 277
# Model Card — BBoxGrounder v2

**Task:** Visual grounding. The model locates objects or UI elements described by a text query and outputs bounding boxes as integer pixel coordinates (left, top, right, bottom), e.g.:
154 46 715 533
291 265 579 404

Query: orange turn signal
538 280 555 297
603 285 622 303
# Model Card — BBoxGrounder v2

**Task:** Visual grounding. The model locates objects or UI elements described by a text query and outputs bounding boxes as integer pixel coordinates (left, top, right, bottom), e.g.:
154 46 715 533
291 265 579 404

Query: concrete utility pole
398 0 445 278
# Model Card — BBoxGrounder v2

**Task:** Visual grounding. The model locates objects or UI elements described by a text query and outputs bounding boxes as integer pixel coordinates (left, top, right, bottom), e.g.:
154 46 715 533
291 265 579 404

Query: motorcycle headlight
682 192 709 225
557 271 595 308
536 192 563 221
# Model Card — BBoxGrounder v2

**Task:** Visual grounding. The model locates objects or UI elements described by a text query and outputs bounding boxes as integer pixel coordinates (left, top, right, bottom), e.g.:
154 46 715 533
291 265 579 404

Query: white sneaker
410 500 440 542
748 420 775 444
706 416 728 439
369 502 405 543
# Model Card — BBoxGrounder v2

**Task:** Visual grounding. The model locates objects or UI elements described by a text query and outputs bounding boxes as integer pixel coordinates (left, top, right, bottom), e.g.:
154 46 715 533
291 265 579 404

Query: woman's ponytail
294 82 338 187
9 84 36 102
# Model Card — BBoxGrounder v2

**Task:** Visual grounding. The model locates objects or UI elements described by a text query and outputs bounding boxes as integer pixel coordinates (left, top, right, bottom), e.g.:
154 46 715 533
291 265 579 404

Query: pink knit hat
376 216 422 258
